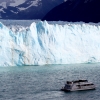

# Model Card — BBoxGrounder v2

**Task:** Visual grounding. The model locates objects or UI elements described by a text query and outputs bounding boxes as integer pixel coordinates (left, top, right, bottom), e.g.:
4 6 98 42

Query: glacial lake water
0 63 100 100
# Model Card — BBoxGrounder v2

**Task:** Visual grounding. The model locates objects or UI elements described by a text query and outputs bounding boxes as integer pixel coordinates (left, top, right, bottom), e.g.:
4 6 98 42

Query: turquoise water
0 63 100 100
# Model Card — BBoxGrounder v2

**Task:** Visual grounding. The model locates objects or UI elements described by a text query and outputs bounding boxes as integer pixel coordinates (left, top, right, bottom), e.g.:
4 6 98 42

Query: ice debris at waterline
0 20 100 66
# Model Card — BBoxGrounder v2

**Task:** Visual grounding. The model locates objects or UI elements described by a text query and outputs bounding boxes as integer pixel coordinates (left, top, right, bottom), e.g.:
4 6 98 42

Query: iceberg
0 20 100 66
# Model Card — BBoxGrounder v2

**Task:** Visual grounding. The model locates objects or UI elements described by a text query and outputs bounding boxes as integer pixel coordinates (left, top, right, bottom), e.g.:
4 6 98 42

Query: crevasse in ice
0 20 100 66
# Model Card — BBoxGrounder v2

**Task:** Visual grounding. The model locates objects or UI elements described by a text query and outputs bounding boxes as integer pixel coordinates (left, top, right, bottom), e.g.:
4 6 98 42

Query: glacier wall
0 20 100 66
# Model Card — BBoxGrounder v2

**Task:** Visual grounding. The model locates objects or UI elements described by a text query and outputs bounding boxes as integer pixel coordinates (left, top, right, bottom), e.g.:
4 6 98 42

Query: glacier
0 20 100 66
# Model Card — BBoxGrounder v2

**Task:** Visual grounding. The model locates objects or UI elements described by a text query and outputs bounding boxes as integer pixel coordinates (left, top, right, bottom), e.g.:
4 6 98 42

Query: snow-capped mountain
43 0 100 23
0 0 64 19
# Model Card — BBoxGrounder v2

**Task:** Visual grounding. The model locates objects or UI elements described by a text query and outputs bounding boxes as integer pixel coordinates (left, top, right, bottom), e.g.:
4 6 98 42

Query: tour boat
61 79 95 91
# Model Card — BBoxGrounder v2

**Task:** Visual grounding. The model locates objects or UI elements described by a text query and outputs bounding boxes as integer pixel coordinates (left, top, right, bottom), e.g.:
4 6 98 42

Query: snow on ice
0 20 100 66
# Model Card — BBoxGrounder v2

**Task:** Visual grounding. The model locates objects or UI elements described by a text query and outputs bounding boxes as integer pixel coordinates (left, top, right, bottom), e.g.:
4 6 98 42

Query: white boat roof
67 79 88 83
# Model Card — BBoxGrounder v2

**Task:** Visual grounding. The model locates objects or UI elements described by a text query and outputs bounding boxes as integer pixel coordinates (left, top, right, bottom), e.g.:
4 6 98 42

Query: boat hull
61 87 96 92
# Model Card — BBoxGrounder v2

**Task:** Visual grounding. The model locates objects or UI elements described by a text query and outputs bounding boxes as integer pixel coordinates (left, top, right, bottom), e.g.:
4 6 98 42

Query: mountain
0 0 64 19
42 0 100 23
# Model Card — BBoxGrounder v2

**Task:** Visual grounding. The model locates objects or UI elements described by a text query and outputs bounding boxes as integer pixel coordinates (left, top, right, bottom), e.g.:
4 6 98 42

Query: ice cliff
0 20 100 66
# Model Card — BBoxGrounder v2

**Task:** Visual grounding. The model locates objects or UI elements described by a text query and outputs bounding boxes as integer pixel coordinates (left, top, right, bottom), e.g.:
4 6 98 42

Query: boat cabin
61 79 95 91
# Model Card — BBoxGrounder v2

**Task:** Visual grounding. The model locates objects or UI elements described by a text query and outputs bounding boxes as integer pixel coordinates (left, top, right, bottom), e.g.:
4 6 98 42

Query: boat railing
73 80 88 83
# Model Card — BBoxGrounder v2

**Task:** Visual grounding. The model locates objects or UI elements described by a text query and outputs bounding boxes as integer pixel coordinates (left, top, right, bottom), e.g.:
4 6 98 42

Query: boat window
67 81 72 84
65 84 71 89
77 84 94 86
